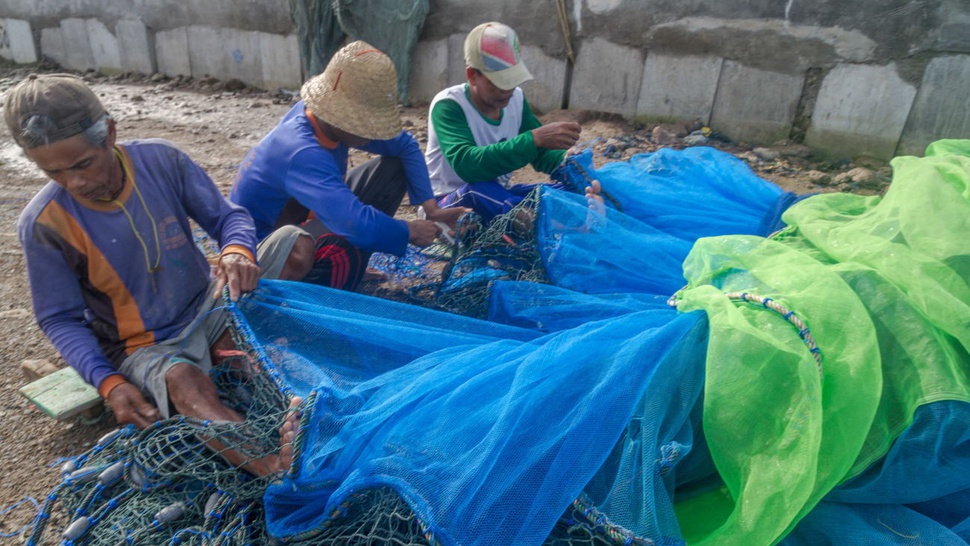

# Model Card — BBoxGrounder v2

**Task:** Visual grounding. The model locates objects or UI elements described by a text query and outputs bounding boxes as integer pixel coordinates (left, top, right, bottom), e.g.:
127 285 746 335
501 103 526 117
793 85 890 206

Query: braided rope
668 291 822 378
723 292 822 378
569 493 658 545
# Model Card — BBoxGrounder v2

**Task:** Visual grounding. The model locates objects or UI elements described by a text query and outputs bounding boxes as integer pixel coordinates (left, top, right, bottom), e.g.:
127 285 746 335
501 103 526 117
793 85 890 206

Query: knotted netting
19 141 970 545
437 146 799 320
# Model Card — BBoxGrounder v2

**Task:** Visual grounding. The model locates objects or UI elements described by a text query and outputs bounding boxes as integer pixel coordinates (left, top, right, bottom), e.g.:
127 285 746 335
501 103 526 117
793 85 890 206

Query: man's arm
520 97 574 175
179 149 257 261
175 147 261 299
362 131 435 206
284 147 411 255
20 225 119 390
431 99 544 183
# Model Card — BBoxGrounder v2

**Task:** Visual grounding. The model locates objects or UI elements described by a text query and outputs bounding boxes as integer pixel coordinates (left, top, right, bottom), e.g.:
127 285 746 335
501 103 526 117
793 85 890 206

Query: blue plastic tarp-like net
232 142 970 545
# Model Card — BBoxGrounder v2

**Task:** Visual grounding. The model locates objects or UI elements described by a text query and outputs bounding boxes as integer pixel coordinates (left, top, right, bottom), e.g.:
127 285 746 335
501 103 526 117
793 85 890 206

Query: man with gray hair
7 73 303 475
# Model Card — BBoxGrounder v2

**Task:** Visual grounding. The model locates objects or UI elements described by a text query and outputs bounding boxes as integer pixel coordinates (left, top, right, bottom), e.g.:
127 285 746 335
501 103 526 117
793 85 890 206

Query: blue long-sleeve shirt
17 139 257 391
230 102 435 255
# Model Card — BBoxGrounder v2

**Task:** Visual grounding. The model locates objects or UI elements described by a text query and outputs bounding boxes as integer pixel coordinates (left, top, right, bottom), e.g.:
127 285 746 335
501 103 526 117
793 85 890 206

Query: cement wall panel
446 33 466 89
897 55 970 156
569 37 643 117
116 19 154 75
710 61 803 144
60 18 94 72
0 19 37 64
519 45 567 115
806 63 917 161
156 28 191 78
87 18 121 74
258 32 302 92
408 38 449 105
185 27 262 85
39 26 64 67
636 53 722 124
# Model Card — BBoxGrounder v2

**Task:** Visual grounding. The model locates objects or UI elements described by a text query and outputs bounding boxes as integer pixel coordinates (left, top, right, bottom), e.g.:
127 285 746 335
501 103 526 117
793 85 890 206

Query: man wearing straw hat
424 22 583 225
7 73 302 475
232 41 466 291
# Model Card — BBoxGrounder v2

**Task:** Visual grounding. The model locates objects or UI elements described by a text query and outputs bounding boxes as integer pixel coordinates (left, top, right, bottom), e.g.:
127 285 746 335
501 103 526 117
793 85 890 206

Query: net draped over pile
251 141 970 544
22 142 970 545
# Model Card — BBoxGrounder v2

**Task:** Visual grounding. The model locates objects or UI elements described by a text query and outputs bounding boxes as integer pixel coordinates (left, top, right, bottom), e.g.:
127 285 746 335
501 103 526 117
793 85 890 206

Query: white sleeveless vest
425 84 525 196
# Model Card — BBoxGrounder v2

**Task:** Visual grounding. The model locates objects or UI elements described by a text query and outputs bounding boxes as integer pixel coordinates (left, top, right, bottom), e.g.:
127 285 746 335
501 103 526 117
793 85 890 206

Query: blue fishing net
21 142 970 545
251 281 707 545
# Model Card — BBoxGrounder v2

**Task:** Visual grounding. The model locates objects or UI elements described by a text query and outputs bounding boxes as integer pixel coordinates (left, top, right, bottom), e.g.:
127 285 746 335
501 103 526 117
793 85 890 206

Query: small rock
777 144 812 159
752 147 781 161
737 151 760 163
852 155 887 170
683 134 709 147
651 125 680 146
845 167 878 184
804 170 832 186
224 78 246 92
21 359 60 382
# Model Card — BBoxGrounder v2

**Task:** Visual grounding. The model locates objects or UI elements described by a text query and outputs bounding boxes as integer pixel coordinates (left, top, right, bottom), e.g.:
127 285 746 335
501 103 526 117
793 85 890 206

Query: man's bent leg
299 220 369 291
345 156 408 215
165 361 284 476
441 181 542 226
256 225 314 281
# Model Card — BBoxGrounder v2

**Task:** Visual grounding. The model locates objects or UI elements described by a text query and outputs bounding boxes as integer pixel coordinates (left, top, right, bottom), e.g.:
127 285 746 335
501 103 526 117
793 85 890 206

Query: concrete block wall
1 18 37 64
2 1 969 161
1 16 301 93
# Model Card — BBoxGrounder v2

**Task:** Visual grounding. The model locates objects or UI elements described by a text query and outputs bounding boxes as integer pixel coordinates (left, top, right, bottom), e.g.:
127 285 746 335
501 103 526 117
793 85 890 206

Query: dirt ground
0 60 890 539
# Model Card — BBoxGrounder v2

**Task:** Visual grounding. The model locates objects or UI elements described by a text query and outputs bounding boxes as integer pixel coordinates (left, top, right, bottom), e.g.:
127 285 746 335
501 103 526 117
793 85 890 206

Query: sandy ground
0 60 890 539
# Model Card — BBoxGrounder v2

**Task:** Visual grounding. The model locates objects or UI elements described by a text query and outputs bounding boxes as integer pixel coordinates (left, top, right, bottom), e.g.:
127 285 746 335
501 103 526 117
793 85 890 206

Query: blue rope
0 497 41 538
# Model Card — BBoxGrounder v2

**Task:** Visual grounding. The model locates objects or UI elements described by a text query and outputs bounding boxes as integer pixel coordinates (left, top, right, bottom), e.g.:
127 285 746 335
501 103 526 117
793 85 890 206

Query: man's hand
406 219 441 247
214 252 260 301
107 382 161 429
419 198 469 232
532 121 582 150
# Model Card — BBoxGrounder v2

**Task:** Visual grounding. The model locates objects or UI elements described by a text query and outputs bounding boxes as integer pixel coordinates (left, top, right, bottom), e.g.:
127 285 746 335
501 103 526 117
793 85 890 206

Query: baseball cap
464 22 533 91
4 73 107 148
301 41 402 141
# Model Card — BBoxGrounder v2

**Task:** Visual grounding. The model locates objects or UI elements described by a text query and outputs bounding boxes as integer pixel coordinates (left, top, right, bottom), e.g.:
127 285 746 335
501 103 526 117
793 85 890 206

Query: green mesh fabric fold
673 140 970 545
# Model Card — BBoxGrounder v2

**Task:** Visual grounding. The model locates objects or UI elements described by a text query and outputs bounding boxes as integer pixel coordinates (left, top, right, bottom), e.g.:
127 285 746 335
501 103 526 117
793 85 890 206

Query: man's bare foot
215 396 303 478
278 396 303 474
584 180 606 230
511 208 535 237
585 179 604 209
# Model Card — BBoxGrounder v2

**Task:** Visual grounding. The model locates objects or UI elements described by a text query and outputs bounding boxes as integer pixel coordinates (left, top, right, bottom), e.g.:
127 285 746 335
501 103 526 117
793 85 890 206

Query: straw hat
301 41 402 141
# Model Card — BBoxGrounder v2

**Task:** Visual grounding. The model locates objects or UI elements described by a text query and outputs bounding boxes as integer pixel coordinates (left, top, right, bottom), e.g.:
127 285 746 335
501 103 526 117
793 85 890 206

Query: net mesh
17 142 970 545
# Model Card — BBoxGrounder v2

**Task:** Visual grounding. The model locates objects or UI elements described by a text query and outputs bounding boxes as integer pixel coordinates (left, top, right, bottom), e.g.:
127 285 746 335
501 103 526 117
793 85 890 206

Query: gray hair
17 113 112 149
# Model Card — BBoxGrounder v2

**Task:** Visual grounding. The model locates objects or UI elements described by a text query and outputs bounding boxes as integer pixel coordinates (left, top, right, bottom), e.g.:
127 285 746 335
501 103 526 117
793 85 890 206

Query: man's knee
282 233 314 281
257 226 314 281
165 360 218 409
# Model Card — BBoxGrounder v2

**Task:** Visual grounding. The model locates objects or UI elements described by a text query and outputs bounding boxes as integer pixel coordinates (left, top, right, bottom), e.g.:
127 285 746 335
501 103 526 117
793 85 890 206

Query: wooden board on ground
18 366 103 420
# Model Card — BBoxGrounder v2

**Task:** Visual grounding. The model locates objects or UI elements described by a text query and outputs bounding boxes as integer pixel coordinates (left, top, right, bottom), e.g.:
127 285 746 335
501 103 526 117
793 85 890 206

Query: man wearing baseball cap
424 22 583 225
7 73 301 475
232 41 466 291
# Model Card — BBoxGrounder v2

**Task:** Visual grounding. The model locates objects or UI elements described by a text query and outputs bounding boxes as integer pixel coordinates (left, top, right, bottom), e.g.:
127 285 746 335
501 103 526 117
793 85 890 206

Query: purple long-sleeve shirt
17 139 257 390
230 102 434 255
